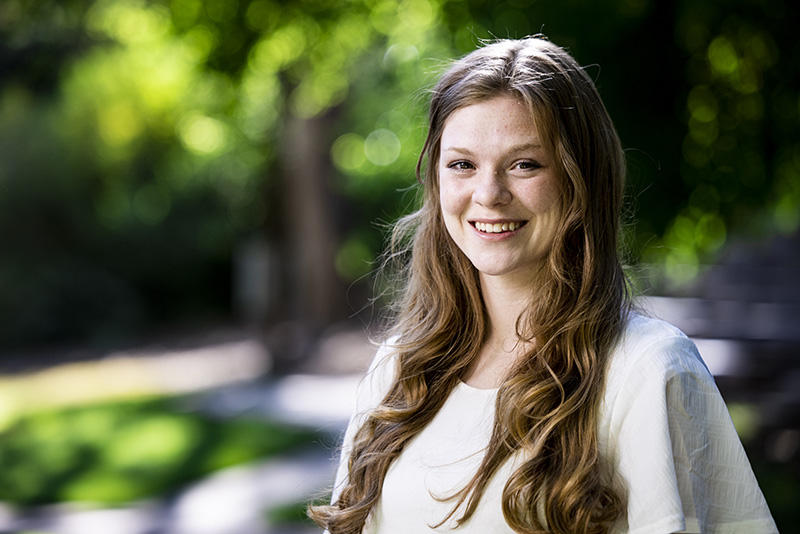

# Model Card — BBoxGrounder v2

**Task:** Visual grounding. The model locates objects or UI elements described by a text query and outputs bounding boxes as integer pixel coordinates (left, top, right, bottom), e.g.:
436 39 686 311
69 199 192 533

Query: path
0 325 377 534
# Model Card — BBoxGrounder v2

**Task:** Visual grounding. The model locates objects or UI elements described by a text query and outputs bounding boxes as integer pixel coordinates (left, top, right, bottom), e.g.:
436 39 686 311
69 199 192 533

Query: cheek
438 176 468 217
529 183 563 240
438 179 467 241
520 177 561 214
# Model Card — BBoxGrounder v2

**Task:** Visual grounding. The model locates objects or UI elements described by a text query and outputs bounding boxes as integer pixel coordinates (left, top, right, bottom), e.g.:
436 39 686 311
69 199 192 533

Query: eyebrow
441 143 543 155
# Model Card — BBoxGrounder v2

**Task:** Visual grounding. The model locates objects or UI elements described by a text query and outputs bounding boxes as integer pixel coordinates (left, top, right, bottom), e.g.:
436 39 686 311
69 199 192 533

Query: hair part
310 35 631 534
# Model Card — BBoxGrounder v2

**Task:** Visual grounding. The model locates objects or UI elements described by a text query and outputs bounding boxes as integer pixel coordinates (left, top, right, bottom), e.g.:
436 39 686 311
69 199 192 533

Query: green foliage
1 0 799 346
0 397 319 505
748 454 800 533
640 0 800 288
266 498 322 528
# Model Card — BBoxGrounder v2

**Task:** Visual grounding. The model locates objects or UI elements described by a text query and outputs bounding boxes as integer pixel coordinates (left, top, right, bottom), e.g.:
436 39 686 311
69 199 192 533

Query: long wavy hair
310 36 631 534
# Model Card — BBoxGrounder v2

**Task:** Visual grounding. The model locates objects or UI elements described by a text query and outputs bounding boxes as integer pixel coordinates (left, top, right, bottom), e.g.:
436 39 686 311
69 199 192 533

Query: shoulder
605 311 711 391
354 336 401 414
601 311 718 432
600 314 779 533
613 311 702 362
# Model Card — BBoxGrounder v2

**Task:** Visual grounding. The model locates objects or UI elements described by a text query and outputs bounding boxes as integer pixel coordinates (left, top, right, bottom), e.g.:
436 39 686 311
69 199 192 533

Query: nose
473 171 512 207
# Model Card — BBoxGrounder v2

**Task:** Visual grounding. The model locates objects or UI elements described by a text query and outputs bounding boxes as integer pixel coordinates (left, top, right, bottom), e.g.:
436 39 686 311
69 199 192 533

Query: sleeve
329 340 399 505
601 331 778 534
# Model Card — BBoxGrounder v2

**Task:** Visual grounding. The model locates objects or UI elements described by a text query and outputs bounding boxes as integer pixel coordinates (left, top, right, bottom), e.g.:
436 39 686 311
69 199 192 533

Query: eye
447 160 475 171
515 160 543 171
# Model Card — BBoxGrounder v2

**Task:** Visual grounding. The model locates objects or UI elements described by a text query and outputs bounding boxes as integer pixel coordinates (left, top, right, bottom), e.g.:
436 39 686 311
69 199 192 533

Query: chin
473 264 520 278
472 259 546 282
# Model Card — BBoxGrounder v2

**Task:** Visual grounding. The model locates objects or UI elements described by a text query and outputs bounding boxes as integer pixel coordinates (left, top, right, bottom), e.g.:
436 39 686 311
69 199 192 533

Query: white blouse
330 313 778 533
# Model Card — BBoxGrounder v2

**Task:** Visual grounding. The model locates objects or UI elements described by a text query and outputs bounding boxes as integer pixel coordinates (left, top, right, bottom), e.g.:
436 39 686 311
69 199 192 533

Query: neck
481 276 529 347
480 264 549 343
462 271 540 388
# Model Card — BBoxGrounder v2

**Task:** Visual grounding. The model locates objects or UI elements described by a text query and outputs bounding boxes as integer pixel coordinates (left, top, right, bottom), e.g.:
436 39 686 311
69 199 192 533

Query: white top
331 314 777 533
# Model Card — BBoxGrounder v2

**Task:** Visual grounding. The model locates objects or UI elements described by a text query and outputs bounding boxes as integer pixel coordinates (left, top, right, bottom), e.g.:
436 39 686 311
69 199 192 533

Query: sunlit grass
0 339 269 431
0 396 319 506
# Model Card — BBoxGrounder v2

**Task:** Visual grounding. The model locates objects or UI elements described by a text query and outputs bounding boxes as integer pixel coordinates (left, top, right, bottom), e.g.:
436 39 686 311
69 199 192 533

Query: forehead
440 95 543 148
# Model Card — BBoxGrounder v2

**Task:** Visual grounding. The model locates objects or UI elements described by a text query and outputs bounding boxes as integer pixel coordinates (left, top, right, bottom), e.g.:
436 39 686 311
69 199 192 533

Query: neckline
457 379 500 394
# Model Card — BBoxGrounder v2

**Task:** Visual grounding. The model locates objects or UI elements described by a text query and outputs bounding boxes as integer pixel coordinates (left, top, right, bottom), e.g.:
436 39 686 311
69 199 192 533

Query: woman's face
438 95 562 286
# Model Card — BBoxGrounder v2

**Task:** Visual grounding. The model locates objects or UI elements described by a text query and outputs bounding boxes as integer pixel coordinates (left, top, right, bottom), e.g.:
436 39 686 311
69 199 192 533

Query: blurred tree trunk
279 111 343 330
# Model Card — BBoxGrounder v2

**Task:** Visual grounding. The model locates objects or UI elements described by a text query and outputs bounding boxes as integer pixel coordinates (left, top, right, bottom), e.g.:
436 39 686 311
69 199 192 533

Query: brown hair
310 36 631 534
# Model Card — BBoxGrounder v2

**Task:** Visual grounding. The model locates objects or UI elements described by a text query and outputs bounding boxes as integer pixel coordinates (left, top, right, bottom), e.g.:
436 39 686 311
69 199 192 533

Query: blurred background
1 0 798 532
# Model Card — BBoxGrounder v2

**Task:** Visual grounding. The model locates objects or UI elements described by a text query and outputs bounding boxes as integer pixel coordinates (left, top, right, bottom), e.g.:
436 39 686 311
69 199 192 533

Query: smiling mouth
472 221 528 234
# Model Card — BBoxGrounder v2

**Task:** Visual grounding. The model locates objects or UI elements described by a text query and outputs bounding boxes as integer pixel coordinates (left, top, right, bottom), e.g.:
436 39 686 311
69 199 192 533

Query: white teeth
475 221 522 233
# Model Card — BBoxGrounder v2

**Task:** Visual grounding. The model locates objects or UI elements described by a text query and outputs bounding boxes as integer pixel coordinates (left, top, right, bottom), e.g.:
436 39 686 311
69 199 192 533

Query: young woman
310 36 777 534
